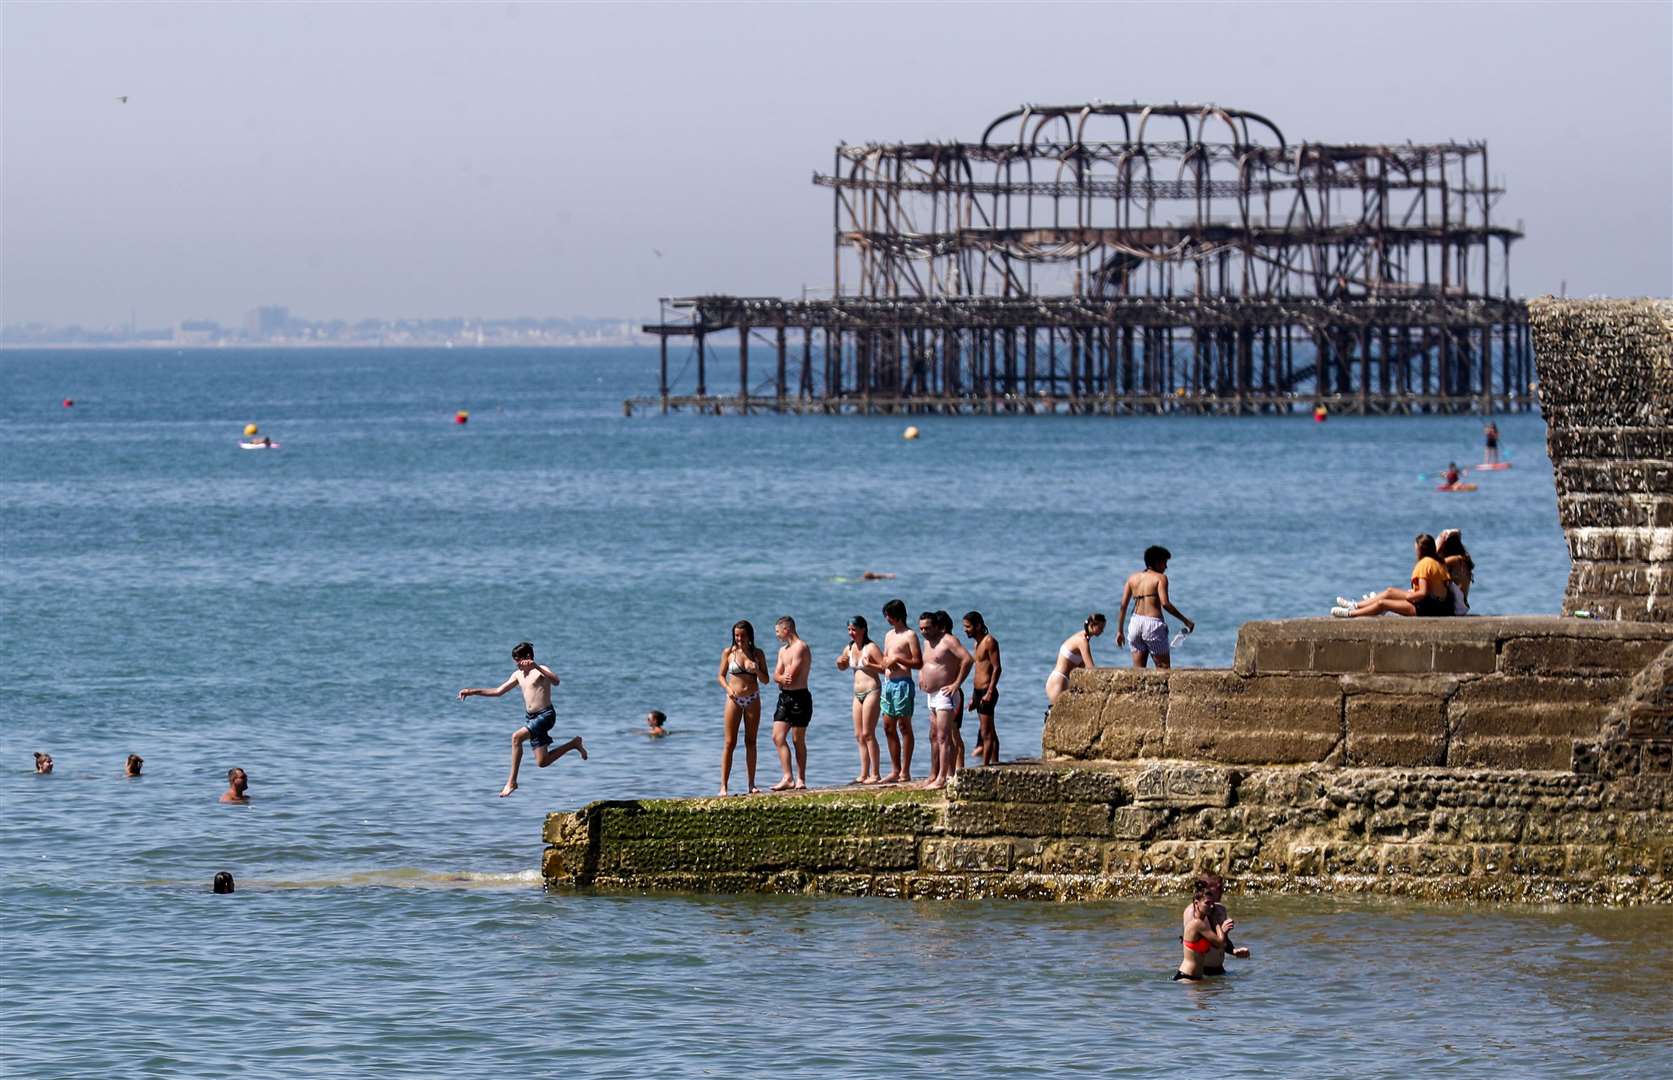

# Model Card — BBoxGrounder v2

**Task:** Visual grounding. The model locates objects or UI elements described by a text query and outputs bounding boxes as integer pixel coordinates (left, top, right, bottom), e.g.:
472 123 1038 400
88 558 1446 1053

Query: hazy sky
3 1 1669 326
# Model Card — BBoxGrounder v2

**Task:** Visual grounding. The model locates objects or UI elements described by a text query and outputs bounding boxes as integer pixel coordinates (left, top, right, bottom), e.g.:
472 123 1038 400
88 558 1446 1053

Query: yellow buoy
243 423 259 437
902 425 920 441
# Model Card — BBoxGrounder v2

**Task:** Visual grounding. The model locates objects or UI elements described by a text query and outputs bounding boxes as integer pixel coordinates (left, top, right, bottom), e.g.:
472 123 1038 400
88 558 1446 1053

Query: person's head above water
645 710 666 732
225 767 249 798
125 754 143 777
1144 545 1171 571
33 752 53 774
213 871 235 894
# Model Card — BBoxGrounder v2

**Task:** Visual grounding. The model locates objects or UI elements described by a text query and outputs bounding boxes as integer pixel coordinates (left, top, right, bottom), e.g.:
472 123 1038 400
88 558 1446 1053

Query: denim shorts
523 706 557 750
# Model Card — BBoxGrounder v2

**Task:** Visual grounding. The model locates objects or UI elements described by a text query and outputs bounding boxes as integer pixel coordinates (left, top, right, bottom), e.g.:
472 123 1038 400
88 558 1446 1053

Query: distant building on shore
173 320 222 345
244 306 290 340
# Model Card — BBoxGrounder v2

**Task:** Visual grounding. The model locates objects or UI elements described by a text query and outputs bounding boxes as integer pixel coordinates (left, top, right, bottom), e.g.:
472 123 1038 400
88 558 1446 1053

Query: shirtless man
918 610 973 789
220 767 249 804
1175 879 1235 982
1117 546 1194 669
877 599 923 783
963 611 1002 766
458 640 587 798
770 616 813 791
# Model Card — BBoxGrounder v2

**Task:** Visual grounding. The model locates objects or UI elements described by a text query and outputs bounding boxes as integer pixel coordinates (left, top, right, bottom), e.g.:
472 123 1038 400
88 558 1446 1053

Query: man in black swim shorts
770 617 813 791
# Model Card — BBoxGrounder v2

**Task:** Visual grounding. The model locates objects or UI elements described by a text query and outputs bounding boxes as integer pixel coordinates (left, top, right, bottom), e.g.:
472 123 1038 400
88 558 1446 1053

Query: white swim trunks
1127 614 1169 657
927 687 959 713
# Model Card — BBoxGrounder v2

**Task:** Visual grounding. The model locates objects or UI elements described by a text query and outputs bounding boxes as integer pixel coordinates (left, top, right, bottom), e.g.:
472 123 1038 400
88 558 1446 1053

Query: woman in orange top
1334 533 1454 618
1175 878 1237 982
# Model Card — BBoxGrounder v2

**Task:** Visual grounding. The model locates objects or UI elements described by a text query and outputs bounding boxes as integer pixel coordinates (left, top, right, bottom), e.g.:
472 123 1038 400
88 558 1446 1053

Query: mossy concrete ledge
544 618 1672 905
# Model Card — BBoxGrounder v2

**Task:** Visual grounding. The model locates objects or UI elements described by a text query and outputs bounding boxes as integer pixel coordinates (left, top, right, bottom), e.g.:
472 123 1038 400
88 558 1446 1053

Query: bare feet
574 736 588 760
859 775 881 785
853 774 868 785
770 777 794 792
718 788 730 798
921 777 946 790
792 779 806 790
498 782 518 798
880 772 901 784
748 785 762 795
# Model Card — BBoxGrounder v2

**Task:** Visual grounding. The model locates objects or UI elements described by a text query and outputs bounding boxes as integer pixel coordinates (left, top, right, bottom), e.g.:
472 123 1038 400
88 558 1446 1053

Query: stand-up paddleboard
239 440 282 450
1474 462 1512 471
1436 482 1478 492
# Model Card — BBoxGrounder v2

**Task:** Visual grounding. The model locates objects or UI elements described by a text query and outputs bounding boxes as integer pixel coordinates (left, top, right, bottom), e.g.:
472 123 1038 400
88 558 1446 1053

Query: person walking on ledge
458 641 586 798
1118 546 1194 669
770 616 813 791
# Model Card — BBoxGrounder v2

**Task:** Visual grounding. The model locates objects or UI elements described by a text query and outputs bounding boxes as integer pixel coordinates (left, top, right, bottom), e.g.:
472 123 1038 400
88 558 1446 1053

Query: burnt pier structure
634 103 1531 417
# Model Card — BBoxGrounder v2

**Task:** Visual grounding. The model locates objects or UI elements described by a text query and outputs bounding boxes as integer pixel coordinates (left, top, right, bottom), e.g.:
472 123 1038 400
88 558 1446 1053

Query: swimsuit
927 687 961 714
972 684 997 716
880 676 915 718
1182 936 1211 954
728 651 760 707
1171 970 1203 982
523 705 557 751
1047 640 1086 689
854 688 875 703
774 688 813 728
731 691 760 708
1128 590 1170 657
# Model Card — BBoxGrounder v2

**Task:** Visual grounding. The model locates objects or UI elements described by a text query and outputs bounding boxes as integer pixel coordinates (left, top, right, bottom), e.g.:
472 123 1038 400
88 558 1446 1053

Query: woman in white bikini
1045 613 1105 705
836 615 886 784
717 620 768 796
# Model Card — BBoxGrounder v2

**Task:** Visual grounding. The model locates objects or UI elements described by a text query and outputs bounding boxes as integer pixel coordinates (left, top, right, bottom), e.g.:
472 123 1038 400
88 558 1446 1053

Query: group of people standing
717 603 1003 796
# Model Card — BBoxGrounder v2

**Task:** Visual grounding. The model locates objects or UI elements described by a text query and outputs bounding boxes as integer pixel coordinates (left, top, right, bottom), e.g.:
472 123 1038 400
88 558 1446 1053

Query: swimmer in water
645 710 668 737
458 641 588 798
213 871 235 894
1192 873 1250 974
124 754 143 777
1174 878 1236 982
34 752 53 774
220 767 249 804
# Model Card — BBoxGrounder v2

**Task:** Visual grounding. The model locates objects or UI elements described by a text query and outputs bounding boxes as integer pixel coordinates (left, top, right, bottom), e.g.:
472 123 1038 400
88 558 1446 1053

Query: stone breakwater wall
1528 297 1672 622
543 618 1672 905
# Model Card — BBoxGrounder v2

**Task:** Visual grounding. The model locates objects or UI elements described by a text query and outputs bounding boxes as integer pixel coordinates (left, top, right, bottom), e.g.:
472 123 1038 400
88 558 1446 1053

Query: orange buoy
455 410 470 425
62 399 74 408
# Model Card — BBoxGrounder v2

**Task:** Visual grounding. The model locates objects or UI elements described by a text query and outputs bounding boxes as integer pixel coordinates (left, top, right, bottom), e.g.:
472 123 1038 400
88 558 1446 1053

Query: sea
2 346 1669 1078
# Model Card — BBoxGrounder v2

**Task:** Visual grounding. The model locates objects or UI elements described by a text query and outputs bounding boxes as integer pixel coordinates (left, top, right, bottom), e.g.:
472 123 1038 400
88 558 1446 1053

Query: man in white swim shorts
1117 545 1195 669
918 610 972 789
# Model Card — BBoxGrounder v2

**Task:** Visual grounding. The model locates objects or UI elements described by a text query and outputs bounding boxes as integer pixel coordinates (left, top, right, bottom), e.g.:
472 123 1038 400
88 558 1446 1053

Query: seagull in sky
116 96 128 104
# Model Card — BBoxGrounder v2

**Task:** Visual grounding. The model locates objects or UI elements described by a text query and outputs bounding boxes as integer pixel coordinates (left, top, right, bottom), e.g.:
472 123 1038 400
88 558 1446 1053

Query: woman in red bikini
1175 878 1237 982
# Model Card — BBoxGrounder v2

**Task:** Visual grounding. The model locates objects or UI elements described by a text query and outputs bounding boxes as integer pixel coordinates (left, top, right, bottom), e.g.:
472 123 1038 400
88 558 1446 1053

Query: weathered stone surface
1499 636 1669 678
1041 670 1167 760
920 838 1013 873
1344 692 1447 767
1449 675 1625 769
1133 764 1234 808
944 800 1111 838
1165 671 1341 763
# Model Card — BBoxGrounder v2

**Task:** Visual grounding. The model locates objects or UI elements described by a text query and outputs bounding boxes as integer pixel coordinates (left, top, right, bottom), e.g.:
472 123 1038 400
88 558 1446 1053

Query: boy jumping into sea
458 641 586 797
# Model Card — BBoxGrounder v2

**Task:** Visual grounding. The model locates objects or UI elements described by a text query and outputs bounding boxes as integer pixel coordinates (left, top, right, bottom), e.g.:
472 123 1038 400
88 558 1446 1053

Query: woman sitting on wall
1437 528 1475 615
1332 534 1453 618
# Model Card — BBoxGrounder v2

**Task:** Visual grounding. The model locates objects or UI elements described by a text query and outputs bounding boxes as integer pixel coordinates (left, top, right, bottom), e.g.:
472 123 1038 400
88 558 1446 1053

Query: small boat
1435 482 1478 492
1474 462 1513 471
239 440 281 450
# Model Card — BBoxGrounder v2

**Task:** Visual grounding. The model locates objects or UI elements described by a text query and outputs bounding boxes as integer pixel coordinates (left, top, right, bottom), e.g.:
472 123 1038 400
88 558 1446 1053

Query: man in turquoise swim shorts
877 599 923 783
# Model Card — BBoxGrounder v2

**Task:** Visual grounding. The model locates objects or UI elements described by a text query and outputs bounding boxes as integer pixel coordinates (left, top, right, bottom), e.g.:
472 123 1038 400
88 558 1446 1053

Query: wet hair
227 767 245 783
1437 529 1475 576
963 611 985 631
847 615 871 647
213 871 235 894
33 752 52 774
1414 533 1437 559
646 710 666 725
882 599 907 623
1144 545 1171 571
125 754 143 776
776 615 796 632
1084 613 1107 633
731 620 756 650
511 641 535 662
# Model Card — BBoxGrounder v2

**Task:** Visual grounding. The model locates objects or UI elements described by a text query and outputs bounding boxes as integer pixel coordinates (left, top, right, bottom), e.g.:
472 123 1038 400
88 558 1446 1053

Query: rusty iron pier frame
634 103 1530 417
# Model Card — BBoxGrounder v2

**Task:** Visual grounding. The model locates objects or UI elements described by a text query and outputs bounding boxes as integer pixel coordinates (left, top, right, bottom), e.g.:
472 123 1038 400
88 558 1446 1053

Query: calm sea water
3 347 1668 1078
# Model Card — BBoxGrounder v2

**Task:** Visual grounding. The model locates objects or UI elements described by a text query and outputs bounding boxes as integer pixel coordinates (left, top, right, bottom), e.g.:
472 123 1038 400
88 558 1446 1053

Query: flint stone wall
1528 298 1672 621
543 762 1669 904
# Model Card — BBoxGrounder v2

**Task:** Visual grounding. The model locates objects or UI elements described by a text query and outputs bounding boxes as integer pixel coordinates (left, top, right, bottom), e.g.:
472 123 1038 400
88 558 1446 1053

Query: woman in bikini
1117 545 1194 668
1175 878 1237 982
1045 613 1105 705
717 620 768 796
1437 528 1475 615
836 615 886 784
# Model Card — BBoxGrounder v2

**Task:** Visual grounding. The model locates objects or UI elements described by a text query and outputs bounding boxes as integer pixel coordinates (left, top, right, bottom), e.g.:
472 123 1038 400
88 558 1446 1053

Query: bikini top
728 651 756 678
1182 936 1212 954
1059 641 1085 668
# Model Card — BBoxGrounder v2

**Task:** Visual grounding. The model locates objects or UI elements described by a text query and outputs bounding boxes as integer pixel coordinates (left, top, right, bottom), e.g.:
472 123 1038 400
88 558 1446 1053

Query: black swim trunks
774 689 813 728
523 705 557 750
1171 970 1202 982
972 685 998 716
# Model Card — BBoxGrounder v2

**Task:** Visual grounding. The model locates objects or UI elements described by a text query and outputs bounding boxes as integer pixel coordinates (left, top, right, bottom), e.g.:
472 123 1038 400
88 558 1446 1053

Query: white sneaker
1330 606 1353 618
1336 596 1356 609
